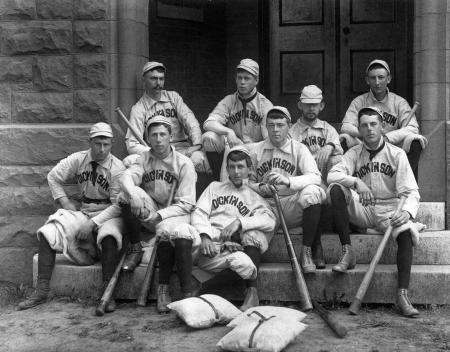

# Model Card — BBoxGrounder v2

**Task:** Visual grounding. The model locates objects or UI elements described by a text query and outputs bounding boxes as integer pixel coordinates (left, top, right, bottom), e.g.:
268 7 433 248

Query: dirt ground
0 289 449 352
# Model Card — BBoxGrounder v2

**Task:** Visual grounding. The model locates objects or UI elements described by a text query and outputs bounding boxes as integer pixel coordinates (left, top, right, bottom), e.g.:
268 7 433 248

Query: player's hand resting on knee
220 219 242 241
226 130 243 148
391 210 410 228
76 219 95 241
354 179 375 206
130 192 145 218
266 171 290 187
222 241 243 253
316 145 333 171
200 234 218 258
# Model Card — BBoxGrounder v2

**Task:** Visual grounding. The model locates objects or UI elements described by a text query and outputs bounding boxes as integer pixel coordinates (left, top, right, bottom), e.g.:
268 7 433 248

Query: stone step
34 255 450 305
262 231 450 265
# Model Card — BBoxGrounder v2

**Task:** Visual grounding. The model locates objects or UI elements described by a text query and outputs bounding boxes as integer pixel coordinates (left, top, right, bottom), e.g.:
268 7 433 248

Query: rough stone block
0 186 54 216
0 126 89 165
0 57 33 84
73 55 107 88
0 216 45 247
1 247 37 285
416 202 445 230
13 92 73 123
73 21 107 53
0 165 52 187
74 90 107 122
33 56 73 90
36 0 73 19
0 85 11 122
0 21 72 55
75 0 107 20
0 0 35 20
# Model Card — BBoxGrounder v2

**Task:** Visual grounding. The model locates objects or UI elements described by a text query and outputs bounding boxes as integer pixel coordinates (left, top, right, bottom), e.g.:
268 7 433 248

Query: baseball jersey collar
87 150 112 169
263 138 292 154
295 118 326 131
368 87 390 103
143 90 170 106
149 145 176 159
236 88 258 100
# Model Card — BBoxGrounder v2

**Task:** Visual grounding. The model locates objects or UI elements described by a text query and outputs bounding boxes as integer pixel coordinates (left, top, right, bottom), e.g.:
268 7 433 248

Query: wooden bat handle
312 300 348 338
115 107 149 147
349 196 407 315
401 101 419 128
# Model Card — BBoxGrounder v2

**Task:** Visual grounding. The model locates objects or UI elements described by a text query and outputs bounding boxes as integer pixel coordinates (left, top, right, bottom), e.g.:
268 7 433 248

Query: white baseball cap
300 85 323 103
228 145 251 157
236 58 259 77
366 59 390 74
146 115 172 133
142 61 166 76
89 122 113 139
358 106 383 119
267 106 292 122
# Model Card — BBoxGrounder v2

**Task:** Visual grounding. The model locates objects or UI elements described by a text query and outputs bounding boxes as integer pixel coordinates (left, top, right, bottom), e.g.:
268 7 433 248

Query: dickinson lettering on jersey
256 157 296 177
382 112 397 126
353 161 396 179
144 108 178 125
142 169 175 184
75 171 109 191
229 110 263 125
211 195 251 216
302 135 326 148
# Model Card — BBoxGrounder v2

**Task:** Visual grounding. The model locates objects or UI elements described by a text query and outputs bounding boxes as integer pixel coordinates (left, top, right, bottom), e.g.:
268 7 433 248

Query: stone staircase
33 202 450 305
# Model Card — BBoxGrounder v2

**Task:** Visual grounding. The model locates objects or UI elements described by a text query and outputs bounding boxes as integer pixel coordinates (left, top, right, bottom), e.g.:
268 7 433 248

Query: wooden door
268 0 412 124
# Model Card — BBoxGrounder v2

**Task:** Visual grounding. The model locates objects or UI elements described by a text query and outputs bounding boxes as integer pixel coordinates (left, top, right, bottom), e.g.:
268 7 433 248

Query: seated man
18 123 125 313
340 59 427 180
289 85 344 268
202 58 273 179
247 106 325 274
328 106 420 317
191 146 277 311
119 116 199 313
125 61 210 175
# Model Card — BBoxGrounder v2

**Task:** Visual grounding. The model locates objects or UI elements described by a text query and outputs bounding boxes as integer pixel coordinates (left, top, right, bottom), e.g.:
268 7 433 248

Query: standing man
18 123 125 313
247 106 325 274
202 58 273 179
340 59 427 180
126 61 210 174
328 106 420 317
119 116 199 313
191 146 277 311
290 85 343 268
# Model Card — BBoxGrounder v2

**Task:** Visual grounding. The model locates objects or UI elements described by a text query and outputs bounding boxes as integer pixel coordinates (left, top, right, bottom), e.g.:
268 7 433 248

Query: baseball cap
228 145 251 157
300 85 323 103
89 122 113 138
358 106 383 119
366 59 390 74
236 58 259 77
142 61 166 76
146 115 172 131
267 106 291 122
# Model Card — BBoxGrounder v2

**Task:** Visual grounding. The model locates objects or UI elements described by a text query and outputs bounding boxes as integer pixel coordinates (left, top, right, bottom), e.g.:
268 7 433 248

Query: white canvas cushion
227 306 307 328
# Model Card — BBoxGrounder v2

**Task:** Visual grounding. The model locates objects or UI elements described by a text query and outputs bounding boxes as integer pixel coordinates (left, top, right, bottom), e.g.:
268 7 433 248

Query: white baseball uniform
191 180 277 281
290 118 343 182
246 139 325 229
341 90 420 148
203 90 273 152
327 140 420 243
126 90 202 155
120 146 199 244
40 150 126 263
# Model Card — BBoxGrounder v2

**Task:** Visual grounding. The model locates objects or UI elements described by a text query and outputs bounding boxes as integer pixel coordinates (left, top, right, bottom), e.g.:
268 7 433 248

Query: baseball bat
115 107 149 147
349 196 407 315
402 102 420 128
312 299 348 338
136 180 178 307
95 249 127 316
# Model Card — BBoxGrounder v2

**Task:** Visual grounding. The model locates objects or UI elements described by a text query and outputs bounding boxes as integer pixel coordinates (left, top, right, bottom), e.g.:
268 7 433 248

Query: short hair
147 122 172 135
227 150 252 168
357 108 382 125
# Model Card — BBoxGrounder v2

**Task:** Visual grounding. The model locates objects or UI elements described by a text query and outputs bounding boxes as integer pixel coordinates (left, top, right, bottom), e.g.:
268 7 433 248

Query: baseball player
202 58 273 179
340 59 427 180
289 85 343 268
328 106 420 317
119 116 199 313
18 123 126 313
125 61 210 174
246 106 325 274
190 146 277 311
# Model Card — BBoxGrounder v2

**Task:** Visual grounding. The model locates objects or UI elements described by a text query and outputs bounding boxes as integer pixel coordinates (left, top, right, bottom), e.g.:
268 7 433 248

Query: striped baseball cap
142 61 166 76
237 58 259 77
267 106 292 122
89 122 113 138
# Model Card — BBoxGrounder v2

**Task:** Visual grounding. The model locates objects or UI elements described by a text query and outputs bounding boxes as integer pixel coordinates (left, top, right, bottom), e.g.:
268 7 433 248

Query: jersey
126 90 202 155
191 180 277 241
327 140 420 218
123 146 197 220
290 118 343 158
204 90 273 144
246 139 322 197
341 89 419 146
47 150 125 225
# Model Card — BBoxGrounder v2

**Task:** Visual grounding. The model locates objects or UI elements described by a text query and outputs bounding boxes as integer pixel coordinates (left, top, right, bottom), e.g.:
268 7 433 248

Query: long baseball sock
157 241 175 285
206 151 224 181
302 204 321 247
100 236 118 282
407 140 422 182
37 235 56 281
330 185 351 245
121 204 141 244
174 238 193 294
243 246 261 288
396 230 413 288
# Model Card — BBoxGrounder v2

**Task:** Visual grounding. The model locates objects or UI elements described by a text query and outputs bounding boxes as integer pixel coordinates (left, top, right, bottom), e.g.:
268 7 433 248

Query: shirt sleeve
171 92 202 146
260 98 273 140
157 159 197 220
385 99 420 145
47 153 81 200
325 123 344 155
288 144 322 191
395 149 420 218
327 149 358 187
341 97 362 137
122 155 145 186
204 96 230 128
191 184 214 236
125 103 151 155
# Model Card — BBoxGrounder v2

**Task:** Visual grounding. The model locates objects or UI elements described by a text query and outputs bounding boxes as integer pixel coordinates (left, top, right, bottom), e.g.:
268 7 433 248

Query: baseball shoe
332 244 356 273
301 246 316 274
17 279 50 310
312 240 326 269
396 288 419 317
122 242 143 271
157 284 172 313
240 287 259 312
